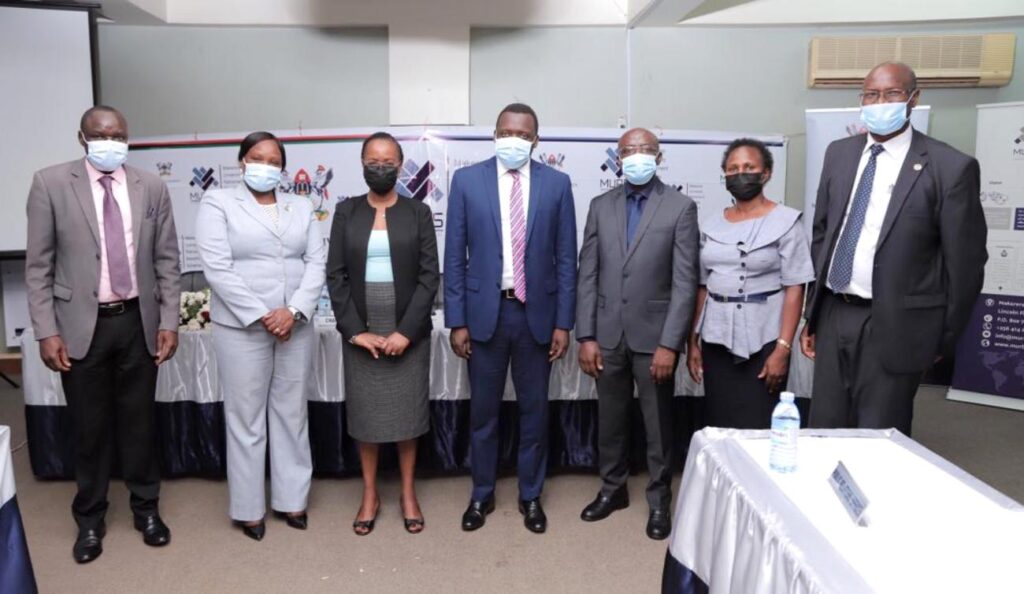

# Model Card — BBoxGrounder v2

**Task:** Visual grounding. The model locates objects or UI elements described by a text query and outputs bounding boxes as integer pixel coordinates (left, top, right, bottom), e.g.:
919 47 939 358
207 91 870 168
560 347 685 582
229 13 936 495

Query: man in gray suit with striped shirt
25 106 181 563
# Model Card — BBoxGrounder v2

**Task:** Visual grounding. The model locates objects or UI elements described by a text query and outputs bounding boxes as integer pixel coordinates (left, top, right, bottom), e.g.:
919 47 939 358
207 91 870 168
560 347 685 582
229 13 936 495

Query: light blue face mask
621 153 657 185
495 136 532 170
243 162 282 193
860 101 910 136
85 140 129 172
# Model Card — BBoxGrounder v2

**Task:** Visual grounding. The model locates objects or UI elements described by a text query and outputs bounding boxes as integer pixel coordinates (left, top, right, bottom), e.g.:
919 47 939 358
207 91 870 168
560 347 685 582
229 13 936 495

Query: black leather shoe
134 514 171 547
73 523 105 564
273 510 308 530
580 489 630 522
234 520 266 541
461 497 495 531
646 508 671 541
518 498 547 534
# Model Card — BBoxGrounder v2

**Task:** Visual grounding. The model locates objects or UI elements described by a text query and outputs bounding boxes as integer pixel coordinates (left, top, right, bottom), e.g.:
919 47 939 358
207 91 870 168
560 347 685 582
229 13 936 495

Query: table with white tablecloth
663 428 1024 594
0 426 37 593
20 317 814 478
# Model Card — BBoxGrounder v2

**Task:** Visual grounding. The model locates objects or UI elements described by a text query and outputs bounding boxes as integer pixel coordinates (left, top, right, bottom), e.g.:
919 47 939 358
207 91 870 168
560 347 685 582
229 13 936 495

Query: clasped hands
351 331 410 359
262 307 295 341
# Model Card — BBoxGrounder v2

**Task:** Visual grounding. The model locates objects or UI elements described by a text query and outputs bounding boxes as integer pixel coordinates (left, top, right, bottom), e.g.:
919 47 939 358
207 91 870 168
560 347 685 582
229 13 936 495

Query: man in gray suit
576 128 699 540
801 62 987 435
26 106 181 563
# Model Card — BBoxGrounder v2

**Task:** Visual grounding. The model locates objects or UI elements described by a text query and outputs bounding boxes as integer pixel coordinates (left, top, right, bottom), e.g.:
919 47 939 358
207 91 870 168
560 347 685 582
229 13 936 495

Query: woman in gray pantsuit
196 132 326 541
327 132 439 535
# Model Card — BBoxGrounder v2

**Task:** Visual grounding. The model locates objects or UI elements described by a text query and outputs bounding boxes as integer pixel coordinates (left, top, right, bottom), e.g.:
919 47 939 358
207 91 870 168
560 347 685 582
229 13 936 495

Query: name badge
829 461 870 526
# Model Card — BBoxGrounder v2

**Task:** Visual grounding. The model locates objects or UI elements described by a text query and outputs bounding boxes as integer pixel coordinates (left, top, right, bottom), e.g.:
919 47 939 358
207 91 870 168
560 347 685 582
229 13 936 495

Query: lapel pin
913 163 923 171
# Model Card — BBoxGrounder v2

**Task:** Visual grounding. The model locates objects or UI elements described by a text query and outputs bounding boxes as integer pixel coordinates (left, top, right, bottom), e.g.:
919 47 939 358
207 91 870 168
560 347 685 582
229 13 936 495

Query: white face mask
85 139 129 172
495 136 533 170
242 161 282 193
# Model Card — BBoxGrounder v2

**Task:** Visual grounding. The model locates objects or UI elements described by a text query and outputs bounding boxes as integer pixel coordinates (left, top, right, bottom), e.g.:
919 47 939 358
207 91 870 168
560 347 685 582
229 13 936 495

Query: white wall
98 25 390 137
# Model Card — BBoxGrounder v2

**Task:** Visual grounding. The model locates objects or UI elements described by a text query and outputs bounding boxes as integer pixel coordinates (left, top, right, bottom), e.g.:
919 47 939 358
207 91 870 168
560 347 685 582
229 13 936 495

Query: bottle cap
780 391 795 403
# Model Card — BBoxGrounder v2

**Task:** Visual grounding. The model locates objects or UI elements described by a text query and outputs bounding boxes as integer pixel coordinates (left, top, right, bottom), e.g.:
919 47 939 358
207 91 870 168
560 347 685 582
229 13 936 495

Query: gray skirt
343 282 430 443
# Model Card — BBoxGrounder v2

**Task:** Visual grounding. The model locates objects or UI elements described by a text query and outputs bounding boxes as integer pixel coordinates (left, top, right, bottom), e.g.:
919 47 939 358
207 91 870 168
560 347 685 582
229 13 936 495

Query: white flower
186 318 202 331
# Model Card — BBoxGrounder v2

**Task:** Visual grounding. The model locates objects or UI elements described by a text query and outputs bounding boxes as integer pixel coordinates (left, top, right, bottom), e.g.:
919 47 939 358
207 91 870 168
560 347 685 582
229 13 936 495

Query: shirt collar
864 124 913 157
497 159 531 179
84 157 127 185
626 177 657 200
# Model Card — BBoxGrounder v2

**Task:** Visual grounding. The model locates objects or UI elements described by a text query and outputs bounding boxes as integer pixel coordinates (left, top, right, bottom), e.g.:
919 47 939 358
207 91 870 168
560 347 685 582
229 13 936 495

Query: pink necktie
509 170 527 303
98 176 133 299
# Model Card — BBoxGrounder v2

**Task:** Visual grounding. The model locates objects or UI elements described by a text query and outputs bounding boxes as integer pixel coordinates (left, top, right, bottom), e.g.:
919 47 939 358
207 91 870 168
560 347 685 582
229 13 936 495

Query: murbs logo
1013 127 1024 160
189 167 218 191
398 160 443 202
538 153 566 169
280 166 334 221
599 147 622 178
156 162 173 178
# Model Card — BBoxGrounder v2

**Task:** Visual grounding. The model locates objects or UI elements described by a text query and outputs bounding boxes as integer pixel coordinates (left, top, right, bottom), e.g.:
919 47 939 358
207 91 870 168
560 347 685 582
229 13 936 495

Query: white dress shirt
827 125 913 298
85 158 138 303
497 160 531 290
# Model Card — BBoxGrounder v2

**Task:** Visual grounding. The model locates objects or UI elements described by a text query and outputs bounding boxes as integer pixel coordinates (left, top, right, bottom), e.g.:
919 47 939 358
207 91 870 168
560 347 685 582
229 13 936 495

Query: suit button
95 254 100 260
622 298 628 304
738 289 744 294
740 276 745 281
740 252 747 258
93 290 98 297
737 304 742 310
741 262 746 268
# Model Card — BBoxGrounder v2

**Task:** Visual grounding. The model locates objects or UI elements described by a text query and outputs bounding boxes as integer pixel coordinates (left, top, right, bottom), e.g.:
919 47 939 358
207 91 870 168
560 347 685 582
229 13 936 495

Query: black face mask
363 164 399 194
725 172 765 202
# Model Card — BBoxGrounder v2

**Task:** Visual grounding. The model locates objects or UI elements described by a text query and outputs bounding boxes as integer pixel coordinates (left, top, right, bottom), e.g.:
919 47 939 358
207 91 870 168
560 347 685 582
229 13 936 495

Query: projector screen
0 2 96 254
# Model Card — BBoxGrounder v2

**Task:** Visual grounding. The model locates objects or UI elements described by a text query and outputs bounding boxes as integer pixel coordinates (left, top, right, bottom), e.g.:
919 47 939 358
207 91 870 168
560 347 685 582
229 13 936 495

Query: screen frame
0 0 100 258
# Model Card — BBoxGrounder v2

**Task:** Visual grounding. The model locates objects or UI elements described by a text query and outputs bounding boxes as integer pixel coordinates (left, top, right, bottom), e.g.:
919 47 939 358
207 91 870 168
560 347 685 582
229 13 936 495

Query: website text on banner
949 102 1024 411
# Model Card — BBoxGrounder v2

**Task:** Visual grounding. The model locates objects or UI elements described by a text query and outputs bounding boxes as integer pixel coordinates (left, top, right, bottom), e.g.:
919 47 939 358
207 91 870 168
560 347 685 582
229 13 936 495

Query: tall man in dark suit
801 63 987 435
445 103 577 534
26 106 181 563
575 128 699 540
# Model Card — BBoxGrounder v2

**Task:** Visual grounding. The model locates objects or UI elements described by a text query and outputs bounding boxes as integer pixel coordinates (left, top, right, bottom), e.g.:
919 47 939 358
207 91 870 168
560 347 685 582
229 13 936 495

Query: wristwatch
287 306 305 322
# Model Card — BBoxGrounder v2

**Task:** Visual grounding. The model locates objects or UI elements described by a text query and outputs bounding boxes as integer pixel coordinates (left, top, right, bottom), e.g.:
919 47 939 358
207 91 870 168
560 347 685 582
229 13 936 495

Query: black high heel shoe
234 520 266 541
400 497 425 534
352 498 380 536
273 510 308 530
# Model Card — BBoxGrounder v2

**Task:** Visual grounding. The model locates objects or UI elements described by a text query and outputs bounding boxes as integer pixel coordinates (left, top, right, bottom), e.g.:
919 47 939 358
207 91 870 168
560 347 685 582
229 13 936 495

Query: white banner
948 101 1024 411
803 107 930 237
127 126 788 273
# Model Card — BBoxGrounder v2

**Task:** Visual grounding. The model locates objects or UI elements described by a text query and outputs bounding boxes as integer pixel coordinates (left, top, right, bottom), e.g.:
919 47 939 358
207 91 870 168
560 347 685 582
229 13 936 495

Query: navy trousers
468 298 551 502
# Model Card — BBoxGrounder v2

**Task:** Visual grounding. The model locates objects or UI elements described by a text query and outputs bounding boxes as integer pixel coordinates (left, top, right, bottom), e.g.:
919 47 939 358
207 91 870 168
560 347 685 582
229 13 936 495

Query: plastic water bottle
769 391 800 473
316 286 333 318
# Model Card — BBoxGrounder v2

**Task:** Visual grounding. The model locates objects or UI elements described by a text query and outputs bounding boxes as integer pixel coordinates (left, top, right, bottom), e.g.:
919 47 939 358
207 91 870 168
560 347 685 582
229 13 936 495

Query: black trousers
60 306 160 530
595 338 675 509
809 294 921 435
702 341 778 430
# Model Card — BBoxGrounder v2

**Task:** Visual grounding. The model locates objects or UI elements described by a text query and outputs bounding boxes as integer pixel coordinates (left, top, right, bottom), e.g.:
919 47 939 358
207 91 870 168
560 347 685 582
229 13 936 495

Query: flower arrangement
179 289 212 331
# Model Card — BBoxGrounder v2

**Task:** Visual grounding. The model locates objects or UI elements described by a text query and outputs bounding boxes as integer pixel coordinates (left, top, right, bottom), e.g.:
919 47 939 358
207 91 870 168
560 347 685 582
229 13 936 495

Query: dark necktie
98 175 133 299
626 192 647 248
827 144 885 291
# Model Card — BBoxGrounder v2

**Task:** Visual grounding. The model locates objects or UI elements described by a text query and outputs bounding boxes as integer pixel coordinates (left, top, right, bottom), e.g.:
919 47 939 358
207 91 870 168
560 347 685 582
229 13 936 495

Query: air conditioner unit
809 33 1015 88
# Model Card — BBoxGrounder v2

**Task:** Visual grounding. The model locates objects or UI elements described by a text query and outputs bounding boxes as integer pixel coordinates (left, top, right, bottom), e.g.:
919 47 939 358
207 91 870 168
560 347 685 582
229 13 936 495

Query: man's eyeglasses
859 88 915 105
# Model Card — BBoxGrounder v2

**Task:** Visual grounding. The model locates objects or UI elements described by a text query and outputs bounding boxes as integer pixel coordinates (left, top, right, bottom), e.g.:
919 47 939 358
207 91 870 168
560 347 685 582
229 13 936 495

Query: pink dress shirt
84 158 139 302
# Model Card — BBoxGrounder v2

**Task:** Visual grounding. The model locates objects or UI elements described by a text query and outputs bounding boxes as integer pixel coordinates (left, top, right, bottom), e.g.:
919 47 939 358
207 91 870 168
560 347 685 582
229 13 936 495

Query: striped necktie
509 170 527 303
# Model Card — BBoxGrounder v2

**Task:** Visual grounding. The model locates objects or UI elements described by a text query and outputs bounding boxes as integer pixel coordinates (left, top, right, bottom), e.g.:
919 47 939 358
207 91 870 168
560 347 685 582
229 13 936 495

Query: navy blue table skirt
26 398 708 479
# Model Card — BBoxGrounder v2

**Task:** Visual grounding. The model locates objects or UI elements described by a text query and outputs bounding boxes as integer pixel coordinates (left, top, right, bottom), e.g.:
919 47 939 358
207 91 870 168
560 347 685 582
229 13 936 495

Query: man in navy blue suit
445 103 577 534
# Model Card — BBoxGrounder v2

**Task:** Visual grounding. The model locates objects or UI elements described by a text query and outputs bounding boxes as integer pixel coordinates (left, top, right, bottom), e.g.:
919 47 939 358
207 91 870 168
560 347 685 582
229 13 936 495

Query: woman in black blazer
327 132 439 536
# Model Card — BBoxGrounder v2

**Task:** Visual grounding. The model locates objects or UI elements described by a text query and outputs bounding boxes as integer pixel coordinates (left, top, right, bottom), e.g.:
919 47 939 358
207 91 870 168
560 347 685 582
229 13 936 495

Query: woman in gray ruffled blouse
687 138 815 429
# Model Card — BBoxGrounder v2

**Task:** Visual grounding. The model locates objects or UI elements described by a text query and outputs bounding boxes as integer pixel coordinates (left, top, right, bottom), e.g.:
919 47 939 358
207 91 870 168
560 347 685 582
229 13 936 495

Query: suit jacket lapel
125 166 145 255
877 131 929 250
234 183 278 235
624 179 665 264
351 197 375 264
69 160 101 248
613 186 628 257
824 139 865 260
482 158 502 243
525 160 541 244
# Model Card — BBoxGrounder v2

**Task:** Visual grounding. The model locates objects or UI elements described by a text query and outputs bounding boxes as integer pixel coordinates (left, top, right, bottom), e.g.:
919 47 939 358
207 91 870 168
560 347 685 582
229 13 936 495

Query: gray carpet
1 380 1021 593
